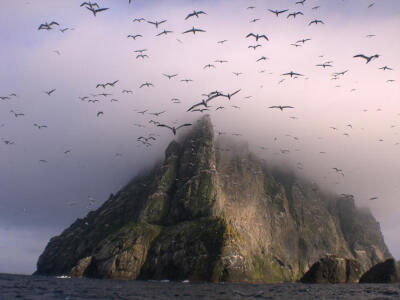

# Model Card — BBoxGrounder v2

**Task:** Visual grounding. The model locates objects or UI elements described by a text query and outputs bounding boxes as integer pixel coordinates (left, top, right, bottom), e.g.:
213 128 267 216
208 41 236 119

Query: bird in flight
269 106 294 111
80 1 99 9
147 20 167 28
353 54 380 64
296 38 311 44
248 44 262 50
287 11 303 18
156 30 173 36
136 54 149 59
140 82 154 88
182 27 206 34
149 111 166 117
268 9 289 17
296 0 306 4
246 33 269 41
217 40 228 44
33 123 48 129
163 73 178 79
204 64 216 69
222 89 241 100
379 66 393 71
38 21 59 30
185 10 207 20
44 89 56 96
97 111 104 117
127 34 142 40
157 123 192 135
282 71 303 78
133 18 145 22
309 19 325 25
10 110 24 117
86 6 109 16
316 63 332 68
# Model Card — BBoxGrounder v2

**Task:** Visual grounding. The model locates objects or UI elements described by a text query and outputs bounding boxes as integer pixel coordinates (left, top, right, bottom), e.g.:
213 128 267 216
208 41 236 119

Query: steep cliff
35 115 392 282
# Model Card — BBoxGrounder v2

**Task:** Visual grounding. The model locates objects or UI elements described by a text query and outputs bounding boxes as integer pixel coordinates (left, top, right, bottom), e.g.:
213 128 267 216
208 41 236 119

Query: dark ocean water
1 274 400 300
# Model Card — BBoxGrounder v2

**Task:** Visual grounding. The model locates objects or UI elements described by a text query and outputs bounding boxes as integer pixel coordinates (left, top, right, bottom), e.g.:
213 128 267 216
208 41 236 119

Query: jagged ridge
35 115 391 282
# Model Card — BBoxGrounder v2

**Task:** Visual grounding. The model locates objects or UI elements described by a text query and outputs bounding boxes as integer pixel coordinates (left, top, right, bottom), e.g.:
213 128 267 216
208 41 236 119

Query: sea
1 273 399 300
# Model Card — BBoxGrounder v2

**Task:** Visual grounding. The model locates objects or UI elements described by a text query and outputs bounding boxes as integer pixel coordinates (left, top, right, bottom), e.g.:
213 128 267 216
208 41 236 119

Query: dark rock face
35 116 392 282
300 255 362 283
359 258 400 283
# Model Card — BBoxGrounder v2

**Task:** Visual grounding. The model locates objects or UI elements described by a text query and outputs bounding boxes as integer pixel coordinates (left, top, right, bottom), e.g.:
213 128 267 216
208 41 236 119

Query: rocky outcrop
359 258 400 283
35 115 392 282
300 255 362 283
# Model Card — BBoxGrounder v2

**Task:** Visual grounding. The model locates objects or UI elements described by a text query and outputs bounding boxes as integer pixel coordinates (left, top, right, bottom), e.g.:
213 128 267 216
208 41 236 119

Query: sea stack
35 116 391 283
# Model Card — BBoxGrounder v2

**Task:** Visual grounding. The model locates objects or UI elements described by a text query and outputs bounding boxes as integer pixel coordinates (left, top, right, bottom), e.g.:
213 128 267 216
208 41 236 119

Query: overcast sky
0 0 399 275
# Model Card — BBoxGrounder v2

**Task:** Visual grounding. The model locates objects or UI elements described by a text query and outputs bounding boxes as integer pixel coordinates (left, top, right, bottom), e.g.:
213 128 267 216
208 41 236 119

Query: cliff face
35 116 391 282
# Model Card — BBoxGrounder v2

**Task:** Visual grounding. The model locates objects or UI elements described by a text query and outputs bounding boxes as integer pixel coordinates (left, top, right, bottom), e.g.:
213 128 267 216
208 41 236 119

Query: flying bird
127 34 142 39
44 89 56 96
248 44 262 50
140 82 154 88
222 89 241 100
182 27 206 34
309 19 325 25
246 33 269 41
269 106 294 111
157 123 192 135
287 11 303 18
163 73 178 79
86 6 109 16
379 66 393 71
282 71 303 77
185 10 207 20
147 20 167 28
156 30 173 36
268 9 289 17
353 54 380 63
38 21 59 30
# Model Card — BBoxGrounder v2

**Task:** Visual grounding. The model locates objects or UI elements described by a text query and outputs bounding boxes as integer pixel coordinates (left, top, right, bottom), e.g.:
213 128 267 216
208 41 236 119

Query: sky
0 0 399 275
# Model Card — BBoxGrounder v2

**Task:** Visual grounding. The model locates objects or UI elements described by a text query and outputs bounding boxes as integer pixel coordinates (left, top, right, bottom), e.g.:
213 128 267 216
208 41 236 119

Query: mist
0 0 399 274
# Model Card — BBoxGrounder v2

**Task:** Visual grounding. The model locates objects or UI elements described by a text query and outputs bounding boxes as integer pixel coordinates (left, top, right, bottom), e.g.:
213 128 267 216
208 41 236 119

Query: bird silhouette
127 34 142 39
44 89 56 96
269 106 294 111
147 20 167 28
353 54 379 64
156 30 173 36
268 9 289 17
246 33 269 41
282 71 303 77
86 6 109 16
163 73 178 79
185 10 207 20
287 12 303 18
182 27 206 34
140 82 154 88
157 123 192 135
38 21 59 30
309 19 325 25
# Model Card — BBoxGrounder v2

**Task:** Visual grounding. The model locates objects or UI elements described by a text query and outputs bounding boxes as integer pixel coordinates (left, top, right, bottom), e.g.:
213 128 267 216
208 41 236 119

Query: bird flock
1 0 399 207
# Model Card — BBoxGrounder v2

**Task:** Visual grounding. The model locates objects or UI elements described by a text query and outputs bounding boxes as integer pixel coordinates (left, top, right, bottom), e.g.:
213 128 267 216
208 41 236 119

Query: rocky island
35 116 392 283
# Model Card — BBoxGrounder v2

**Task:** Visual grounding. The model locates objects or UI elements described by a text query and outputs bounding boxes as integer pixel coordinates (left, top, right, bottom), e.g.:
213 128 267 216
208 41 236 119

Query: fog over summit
0 0 399 274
